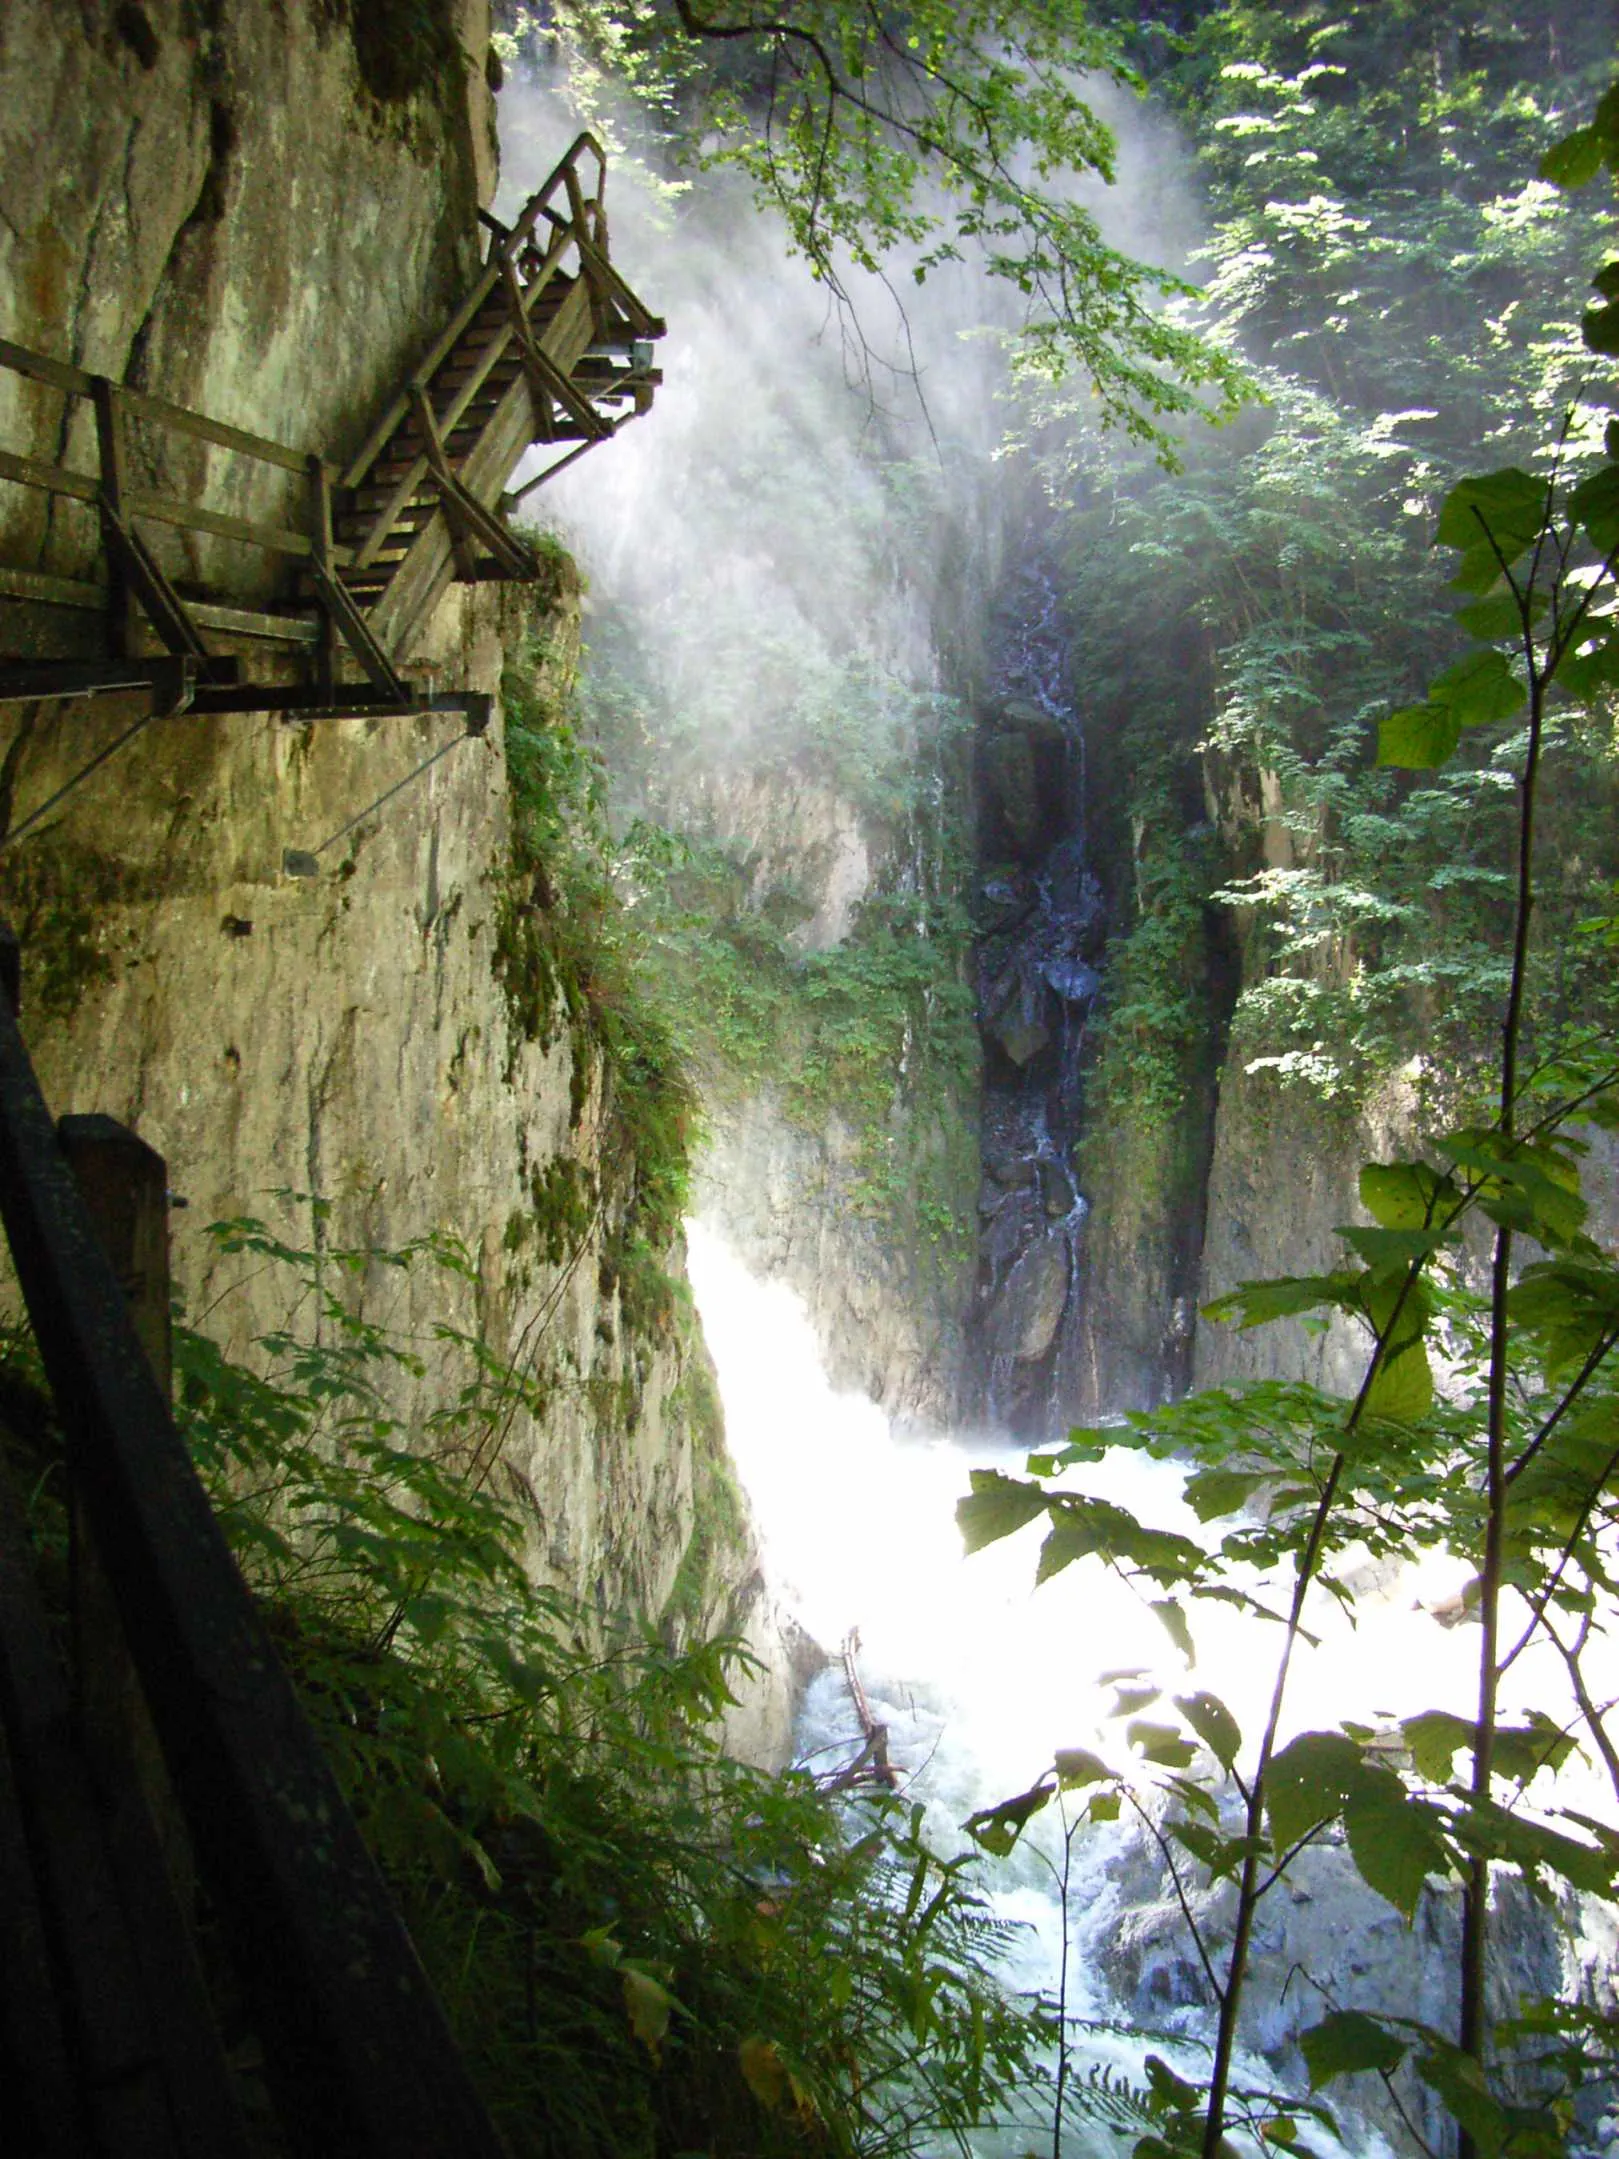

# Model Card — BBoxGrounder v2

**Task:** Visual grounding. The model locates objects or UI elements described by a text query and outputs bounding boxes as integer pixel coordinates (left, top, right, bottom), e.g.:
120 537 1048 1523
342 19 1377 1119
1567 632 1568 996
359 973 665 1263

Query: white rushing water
686 1220 1618 2156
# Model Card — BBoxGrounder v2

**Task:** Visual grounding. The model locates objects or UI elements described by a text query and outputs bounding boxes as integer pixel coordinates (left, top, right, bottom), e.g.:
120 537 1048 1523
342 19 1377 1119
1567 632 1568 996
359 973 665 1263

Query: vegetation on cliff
962 62 1619 2159
1044 0 1619 1130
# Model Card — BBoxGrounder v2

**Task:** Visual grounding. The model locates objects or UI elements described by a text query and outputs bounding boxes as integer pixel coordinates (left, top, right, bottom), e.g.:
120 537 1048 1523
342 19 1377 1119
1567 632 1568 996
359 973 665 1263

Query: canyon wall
0 0 788 1763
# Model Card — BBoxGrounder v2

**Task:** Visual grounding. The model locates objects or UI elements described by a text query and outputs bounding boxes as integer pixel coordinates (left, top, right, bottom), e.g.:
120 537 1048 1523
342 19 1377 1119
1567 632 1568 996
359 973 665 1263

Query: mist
492 61 1212 810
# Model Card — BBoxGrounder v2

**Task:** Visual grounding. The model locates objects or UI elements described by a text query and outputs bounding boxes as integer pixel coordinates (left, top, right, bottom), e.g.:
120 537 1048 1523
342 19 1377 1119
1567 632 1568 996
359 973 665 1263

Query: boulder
989 1234 1070 1362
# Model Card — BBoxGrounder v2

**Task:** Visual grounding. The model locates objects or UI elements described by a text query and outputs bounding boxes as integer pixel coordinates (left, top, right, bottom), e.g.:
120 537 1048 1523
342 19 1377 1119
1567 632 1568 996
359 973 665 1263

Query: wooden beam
99 503 212 664
0 338 94 399
0 991 508 2159
121 487 351 565
303 553 409 702
0 446 101 505
92 375 136 657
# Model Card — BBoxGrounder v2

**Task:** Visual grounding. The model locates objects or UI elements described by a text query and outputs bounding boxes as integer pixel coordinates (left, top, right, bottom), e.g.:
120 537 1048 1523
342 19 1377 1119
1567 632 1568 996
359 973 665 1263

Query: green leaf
1416 2041 1510 2155
1338 1225 1454 1273
1055 1746 1113 1789
1183 1468 1268 1522
1153 1598 1196 1667
1434 469 1545 563
1454 590 1541 641
1144 2053 1202 2114
1266 1730 1367 1853
1343 1780 1451 1918
739 2034 790 2111
1554 633 1619 700
1427 649 1525 728
1362 1336 1434 1424
958 1469 1046 1554
965 1777 1054 1855
1036 1495 1205 1588
1403 1709 1474 1784
1300 2009 1410 2087
1128 1720 1198 1770
1203 1273 1362 1328
1175 1690 1242 1770
622 1965 675 2058
1570 464 1619 552
1449 1797 1614 1895
1111 1684 1164 1717
1379 701 1460 770
1540 125 1604 189
1360 1159 1458 1231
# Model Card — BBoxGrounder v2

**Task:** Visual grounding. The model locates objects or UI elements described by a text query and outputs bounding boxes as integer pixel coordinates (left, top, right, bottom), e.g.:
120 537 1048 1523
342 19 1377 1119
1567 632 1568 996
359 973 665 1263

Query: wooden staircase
0 131 661 720
331 131 661 660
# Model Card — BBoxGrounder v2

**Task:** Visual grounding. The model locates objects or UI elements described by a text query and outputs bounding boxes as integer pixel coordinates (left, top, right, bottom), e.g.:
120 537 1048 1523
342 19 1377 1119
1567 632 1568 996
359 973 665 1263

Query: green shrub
160 1219 1049 2157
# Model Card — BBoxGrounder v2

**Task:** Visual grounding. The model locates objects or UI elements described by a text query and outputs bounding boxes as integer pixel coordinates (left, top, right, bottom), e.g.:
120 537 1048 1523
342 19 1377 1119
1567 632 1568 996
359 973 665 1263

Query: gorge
3 4 1619 2155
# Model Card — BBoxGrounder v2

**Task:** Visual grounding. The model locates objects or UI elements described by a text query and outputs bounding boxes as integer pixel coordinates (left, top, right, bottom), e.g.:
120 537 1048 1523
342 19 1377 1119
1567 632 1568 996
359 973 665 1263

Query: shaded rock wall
0 0 789 1763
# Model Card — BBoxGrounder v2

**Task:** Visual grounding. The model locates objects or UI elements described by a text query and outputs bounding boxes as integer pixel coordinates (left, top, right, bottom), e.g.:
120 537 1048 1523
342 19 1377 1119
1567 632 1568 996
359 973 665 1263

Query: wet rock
988 1234 1070 1361
1037 1157 1077 1219
1041 956 1100 1006
991 1008 1051 1067
996 694 1069 745
981 730 1042 855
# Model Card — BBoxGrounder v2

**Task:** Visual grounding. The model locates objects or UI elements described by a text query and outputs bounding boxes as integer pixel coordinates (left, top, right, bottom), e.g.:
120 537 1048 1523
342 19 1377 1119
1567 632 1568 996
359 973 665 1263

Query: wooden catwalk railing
0 936 509 2156
0 132 661 723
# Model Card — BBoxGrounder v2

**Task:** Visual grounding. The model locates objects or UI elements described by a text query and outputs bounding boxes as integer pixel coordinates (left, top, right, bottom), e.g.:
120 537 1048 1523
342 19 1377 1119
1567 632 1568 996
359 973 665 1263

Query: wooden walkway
0 133 661 722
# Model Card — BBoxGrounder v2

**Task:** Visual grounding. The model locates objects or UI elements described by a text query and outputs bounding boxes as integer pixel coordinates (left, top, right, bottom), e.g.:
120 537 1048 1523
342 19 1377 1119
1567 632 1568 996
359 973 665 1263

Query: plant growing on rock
960 91 1619 2159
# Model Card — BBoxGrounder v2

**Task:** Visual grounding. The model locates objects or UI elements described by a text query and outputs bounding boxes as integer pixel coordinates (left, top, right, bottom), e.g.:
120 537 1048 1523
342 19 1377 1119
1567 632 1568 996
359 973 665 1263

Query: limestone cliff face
0 0 789 1765
0 0 493 593
687 770 977 1427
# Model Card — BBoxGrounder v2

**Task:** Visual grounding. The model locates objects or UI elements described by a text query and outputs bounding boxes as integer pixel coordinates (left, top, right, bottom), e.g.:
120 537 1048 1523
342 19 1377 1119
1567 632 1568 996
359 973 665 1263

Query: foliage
1084 800 1221 1132
962 119 1619 2157
1025 0 1619 1116
568 615 984 1278
150 1218 1053 2157
495 1 1246 451
497 631 699 1330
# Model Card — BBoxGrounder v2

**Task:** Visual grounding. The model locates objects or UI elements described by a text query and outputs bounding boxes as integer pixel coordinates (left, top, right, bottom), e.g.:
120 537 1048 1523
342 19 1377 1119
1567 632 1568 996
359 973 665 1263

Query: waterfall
973 546 1106 1439
689 1219 1619 2157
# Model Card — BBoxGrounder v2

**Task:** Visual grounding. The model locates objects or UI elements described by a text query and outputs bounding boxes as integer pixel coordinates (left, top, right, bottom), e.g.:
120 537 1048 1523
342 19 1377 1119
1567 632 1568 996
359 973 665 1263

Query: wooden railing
0 336 421 717
0 132 662 719
0 948 509 2155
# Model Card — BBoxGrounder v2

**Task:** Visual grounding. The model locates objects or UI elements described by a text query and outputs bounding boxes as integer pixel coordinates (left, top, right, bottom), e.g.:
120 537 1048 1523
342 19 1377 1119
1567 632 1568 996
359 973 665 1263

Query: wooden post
58 1114 191 1898
92 374 135 658
309 455 337 704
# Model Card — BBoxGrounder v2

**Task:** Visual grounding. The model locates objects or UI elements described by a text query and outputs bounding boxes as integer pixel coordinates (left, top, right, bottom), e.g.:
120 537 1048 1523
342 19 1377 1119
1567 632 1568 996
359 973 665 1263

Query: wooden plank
341 132 600 490
0 338 94 399
122 486 352 565
0 1452 184 2157
188 599 321 645
116 385 330 478
0 565 103 611
0 1711 85 2159
0 445 100 505
0 574 318 645
0 994 508 2159
93 375 136 657
367 280 596 652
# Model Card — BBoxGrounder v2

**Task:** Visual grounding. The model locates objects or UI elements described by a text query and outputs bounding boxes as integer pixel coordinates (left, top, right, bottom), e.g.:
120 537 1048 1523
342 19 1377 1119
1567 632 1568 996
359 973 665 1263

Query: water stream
688 1221 1618 2156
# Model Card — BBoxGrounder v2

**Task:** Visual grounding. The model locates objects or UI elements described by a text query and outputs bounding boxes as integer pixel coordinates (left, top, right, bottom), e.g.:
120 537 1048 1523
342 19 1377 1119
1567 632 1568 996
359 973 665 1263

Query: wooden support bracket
407 384 540 584
497 255 613 449
303 554 409 705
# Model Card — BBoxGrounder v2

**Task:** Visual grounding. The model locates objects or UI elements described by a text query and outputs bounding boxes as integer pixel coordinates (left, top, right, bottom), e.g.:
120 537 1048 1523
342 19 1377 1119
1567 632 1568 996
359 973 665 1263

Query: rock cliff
0 0 789 1764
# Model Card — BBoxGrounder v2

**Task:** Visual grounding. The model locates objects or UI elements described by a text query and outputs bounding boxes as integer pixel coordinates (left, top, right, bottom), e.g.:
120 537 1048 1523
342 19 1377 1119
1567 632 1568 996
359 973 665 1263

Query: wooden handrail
341 130 610 492
0 987 508 2158
0 338 338 480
